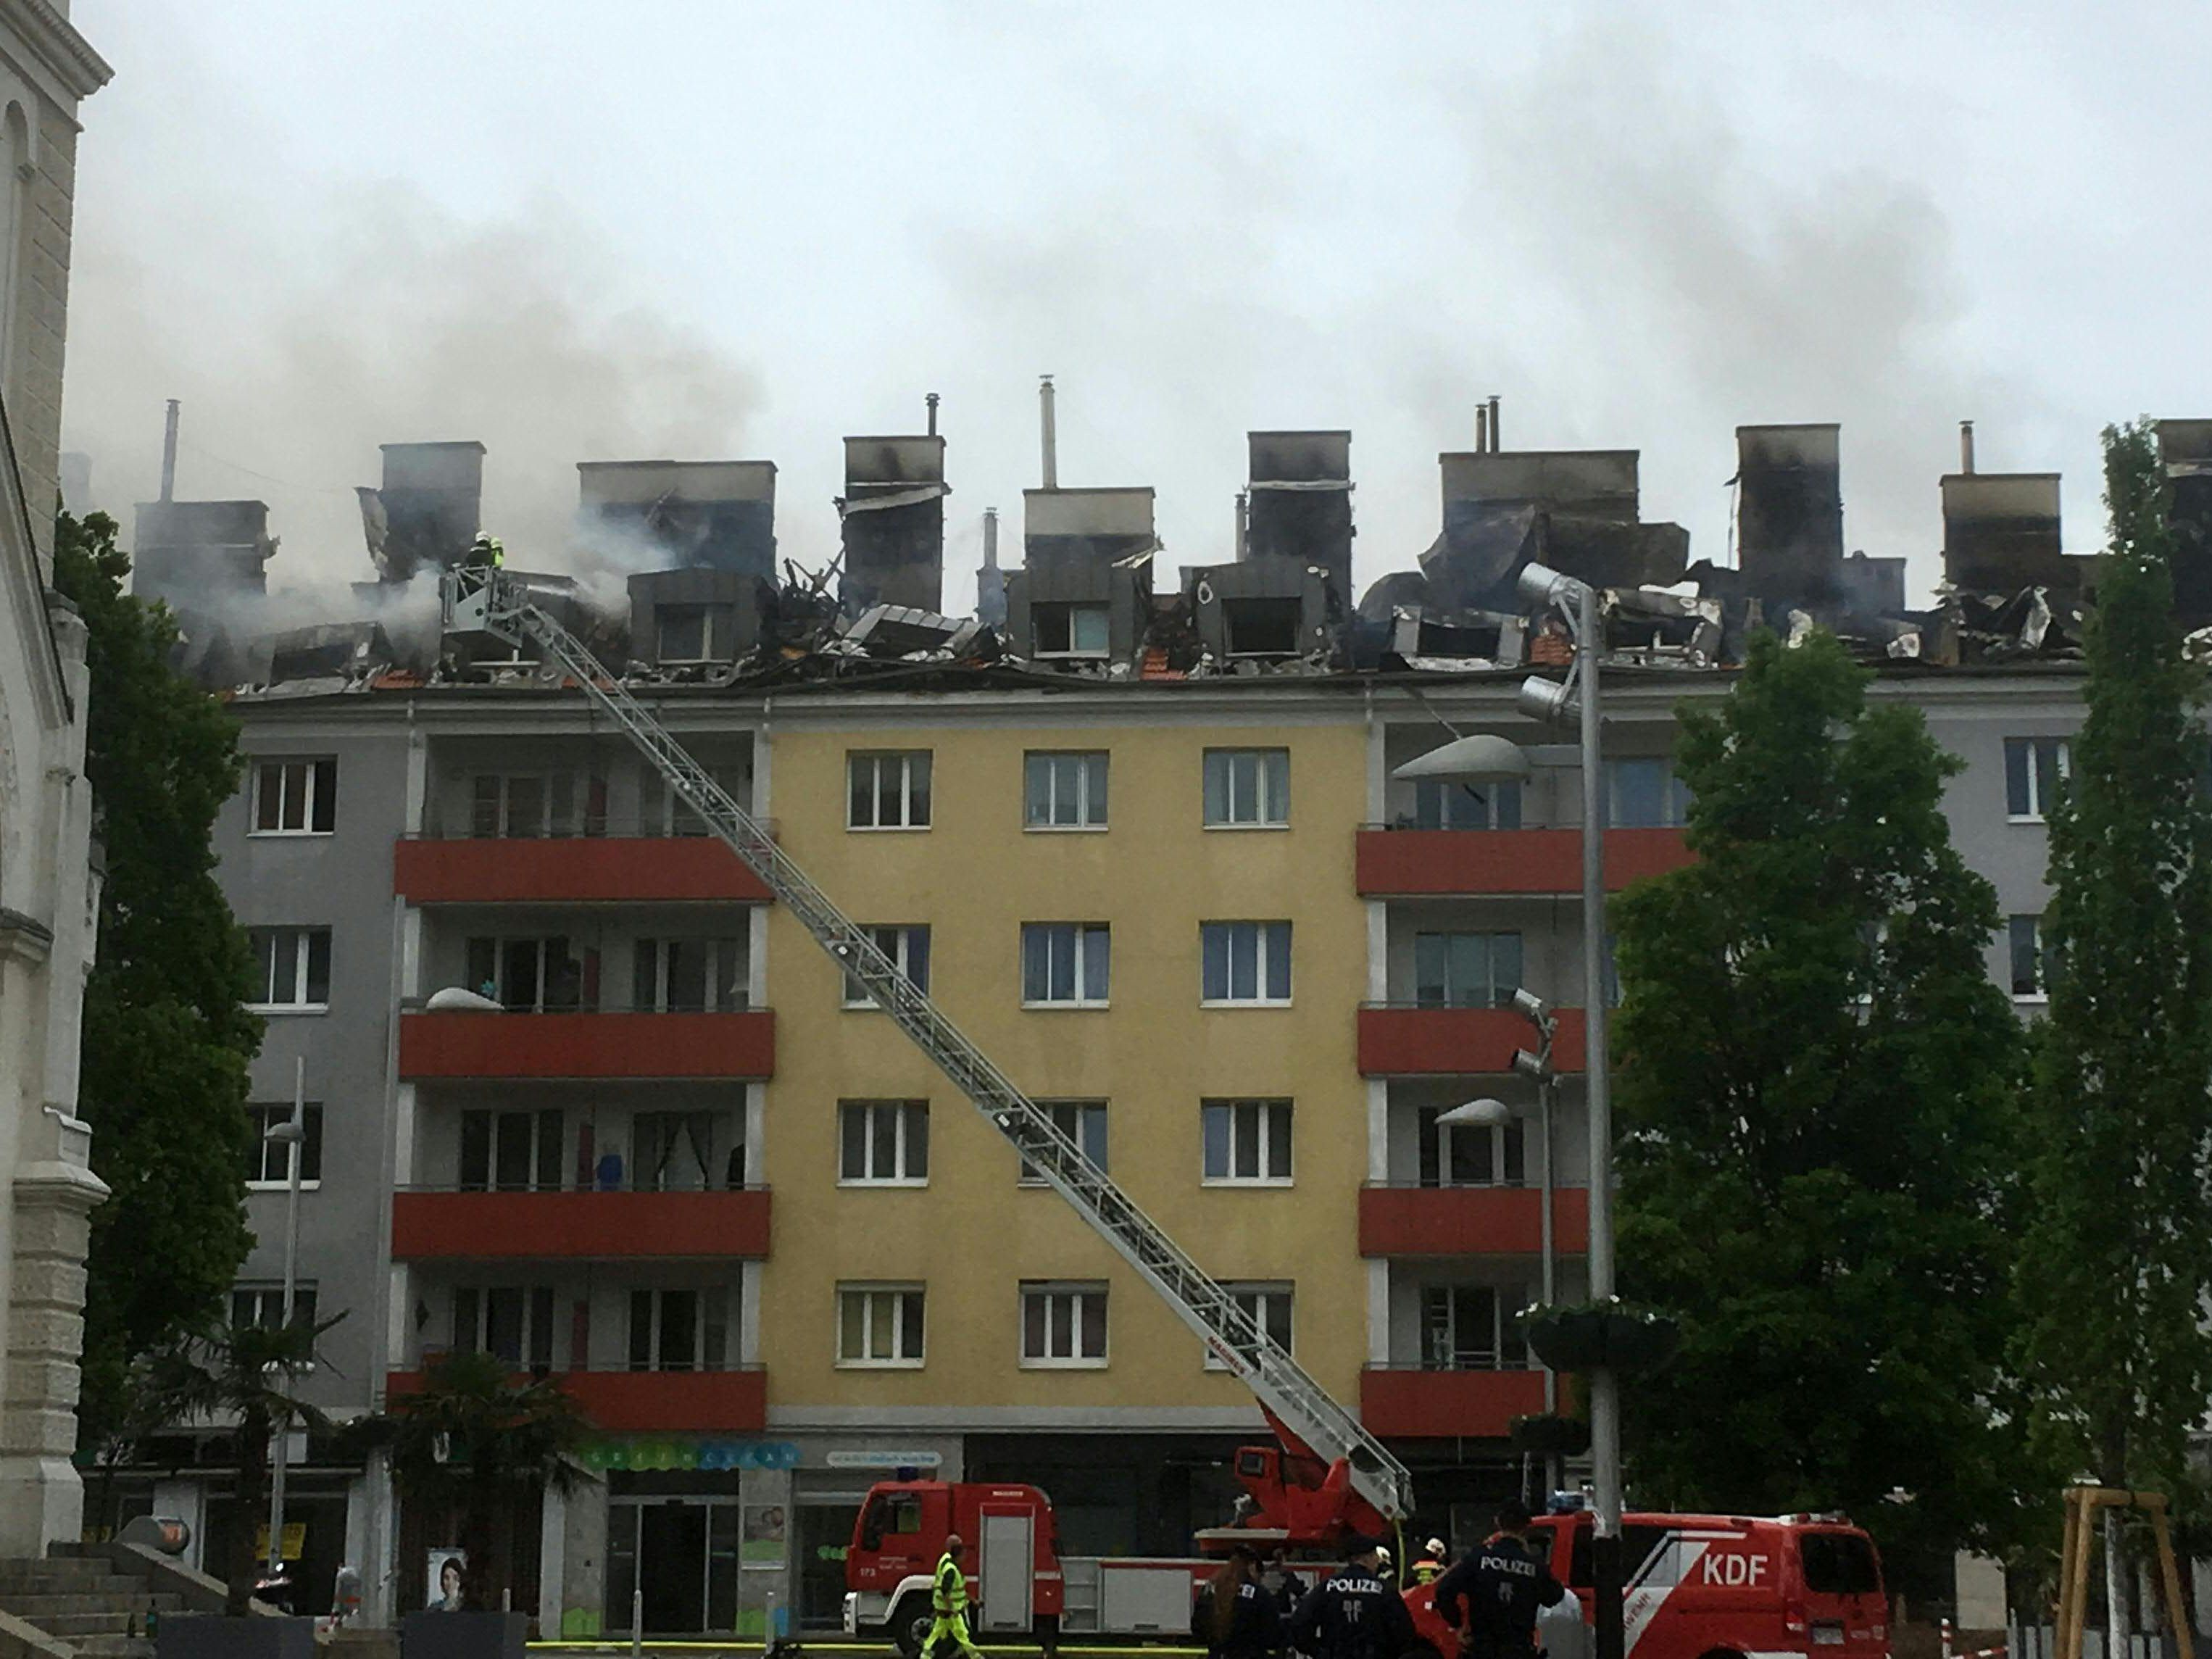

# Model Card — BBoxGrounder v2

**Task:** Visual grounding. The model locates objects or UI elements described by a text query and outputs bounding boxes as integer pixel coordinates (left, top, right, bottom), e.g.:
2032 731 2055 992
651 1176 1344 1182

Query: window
1020 1281 1107 1366
1019 1100 1108 1186
1022 923 1111 1006
1223 597 1302 656
628 1287 725 1372
838 1284 926 1367
465 936 594 1012
2005 737 2071 821
1025 752 1109 829
633 937 747 1012
1413 931 1523 1009
839 1100 930 1184
469 772 606 839
1202 1099 1294 1184
633 1112 733 1191
859 1492 924 1549
1608 759 1692 828
1202 922 1292 1005
1204 749 1290 828
460 1110 565 1192
1798 1533 1882 1597
1421 1284 1523 1370
844 925 931 1009
1205 1282 1293 1370
1416 1105 1524 1188
639 766 742 837
249 927 332 1010
246 1105 325 1188
1413 777 1519 831
658 603 738 662
233 1284 320 1333
454 1285 556 1371
1034 602 1110 659
848 752 933 830
2009 914 2059 1000
252 759 336 835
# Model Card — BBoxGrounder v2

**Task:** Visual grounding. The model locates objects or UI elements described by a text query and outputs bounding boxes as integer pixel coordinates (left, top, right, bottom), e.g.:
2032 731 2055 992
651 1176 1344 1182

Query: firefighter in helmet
466 531 504 570
926 1533 984 1659
1412 1537 1450 1586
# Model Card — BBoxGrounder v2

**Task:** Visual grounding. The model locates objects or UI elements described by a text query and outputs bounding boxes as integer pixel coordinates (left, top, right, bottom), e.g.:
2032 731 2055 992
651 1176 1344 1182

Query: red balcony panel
387 1368 766 1434
1360 1367 1547 1439
394 836 771 905
392 1189 770 1262
1356 828 1692 897
1357 1006 1587 1076
1358 1186 1589 1257
399 1011 775 1080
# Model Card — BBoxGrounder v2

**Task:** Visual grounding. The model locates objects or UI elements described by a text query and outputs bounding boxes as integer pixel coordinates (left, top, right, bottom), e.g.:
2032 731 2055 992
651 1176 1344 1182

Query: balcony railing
399 1008 776 1080
395 833 772 904
386 1364 766 1432
1356 826 1692 897
1358 1183 1590 1257
1359 1363 1547 1438
1357 1004 1587 1076
392 1186 771 1260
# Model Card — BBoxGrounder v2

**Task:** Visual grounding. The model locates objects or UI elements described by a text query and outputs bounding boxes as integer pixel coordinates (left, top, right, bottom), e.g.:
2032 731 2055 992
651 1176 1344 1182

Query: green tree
52 509 261 1452
2013 425 2212 1578
1611 629 2029 1567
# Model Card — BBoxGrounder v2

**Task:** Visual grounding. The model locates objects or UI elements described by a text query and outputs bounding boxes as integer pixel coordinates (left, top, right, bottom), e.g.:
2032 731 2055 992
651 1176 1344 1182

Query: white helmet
1425 1538 1447 1558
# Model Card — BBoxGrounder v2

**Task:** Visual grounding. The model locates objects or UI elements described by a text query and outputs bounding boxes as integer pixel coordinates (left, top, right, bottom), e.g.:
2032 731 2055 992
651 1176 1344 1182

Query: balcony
1359 1184 1589 1257
387 1366 766 1433
394 836 772 905
1360 1365 1547 1439
1357 1005 1587 1076
1356 827 1692 897
392 1187 772 1262
399 1010 776 1080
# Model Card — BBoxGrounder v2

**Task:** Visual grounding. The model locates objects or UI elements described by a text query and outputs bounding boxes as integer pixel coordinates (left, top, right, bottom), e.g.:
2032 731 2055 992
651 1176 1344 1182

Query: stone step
0 1566 140 1595
1 1592 185 1617
30 1609 144 1637
72 1639 156 1659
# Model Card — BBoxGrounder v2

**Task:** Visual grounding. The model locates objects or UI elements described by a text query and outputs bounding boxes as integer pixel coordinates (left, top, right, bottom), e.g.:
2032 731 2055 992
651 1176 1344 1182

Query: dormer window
1034 602 1109 658
658 604 736 662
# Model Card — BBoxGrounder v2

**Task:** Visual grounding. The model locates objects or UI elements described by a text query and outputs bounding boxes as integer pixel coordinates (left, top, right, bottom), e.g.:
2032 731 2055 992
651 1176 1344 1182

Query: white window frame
1024 752 1110 831
1203 749 1290 828
1420 1282 1526 1371
1200 920 1293 1007
626 1285 723 1373
1018 1100 1108 1186
1021 922 1112 1008
633 936 747 1013
844 925 931 1010
468 770 604 839
1202 1099 1294 1186
1020 1281 1109 1368
837 1282 926 1368
2009 913 2054 1004
2005 736 2072 823
1608 757 1692 829
454 1284 558 1369
1415 1105 1524 1189
246 1105 325 1191
839 1099 931 1186
248 926 332 1013
848 751 934 831
1205 1282 1294 1370
1034 601 1111 660
233 1282 320 1333
251 758 336 836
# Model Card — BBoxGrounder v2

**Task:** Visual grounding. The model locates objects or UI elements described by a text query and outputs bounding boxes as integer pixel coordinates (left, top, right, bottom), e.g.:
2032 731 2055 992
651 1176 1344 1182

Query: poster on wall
426 1547 467 1612
741 1505 787 1566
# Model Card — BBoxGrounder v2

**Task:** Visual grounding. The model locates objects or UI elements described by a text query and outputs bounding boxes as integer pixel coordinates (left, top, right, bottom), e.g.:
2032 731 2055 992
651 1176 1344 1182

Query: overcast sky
60 1 2212 616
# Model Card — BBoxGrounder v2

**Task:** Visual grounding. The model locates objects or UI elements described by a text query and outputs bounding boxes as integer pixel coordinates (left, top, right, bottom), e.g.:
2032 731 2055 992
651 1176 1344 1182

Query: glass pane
1450 935 1487 1007
1086 754 1107 825
1494 779 1521 830
1611 760 1664 828
1265 1293 1292 1348
660 608 707 660
506 776 544 839
872 1105 898 1178
1417 1107 1442 1188
1229 926 1257 999
869 1292 892 1358
306 762 334 833
1414 934 1447 1006
906 1104 928 1178
305 930 333 1003
849 757 873 827
1048 927 1075 1001
486 1287 525 1363
1023 927 1050 1002
1047 757 1076 825
453 1288 480 1350
877 760 901 828
471 776 502 837
1234 1103 1259 1179
908 754 931 827
257 765 283 831
1262 752 1289 823
273 931 299 1002
2010 916 2041 995
1265 923 1292 1000
666 941 707 1010
1071 606 1109 652
493 1113 533 1191
840 1106 865 1181
1080 1292 1106 1357
1204 754 1230 824
299 1110 324 1183
1231 753 1257 823
1025 755 1051 826
1082 1107 1108 1170
1050 1296 1072 1358
460 1112 491 1189
502 939 540 1010
1202 924 1228 999
1023 1292 1047 1357
535 1110 564 1188
530 1287 554 1368
905 928 930 994
276 762 306 830
900 1291 924 1358
1082 926 1110 1001
1266 1104 1292 1179
1502 1118 1526 1184
660 1292 697 1371
1492 934 1523 1005
1202 1105 1229 1178
2004 739 2030 816
840 1292 863 1360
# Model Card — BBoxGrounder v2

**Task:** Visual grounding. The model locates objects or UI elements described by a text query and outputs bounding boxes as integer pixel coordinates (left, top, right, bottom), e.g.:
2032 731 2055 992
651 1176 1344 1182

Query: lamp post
1390 560 1623 1659
263 1056 307 1581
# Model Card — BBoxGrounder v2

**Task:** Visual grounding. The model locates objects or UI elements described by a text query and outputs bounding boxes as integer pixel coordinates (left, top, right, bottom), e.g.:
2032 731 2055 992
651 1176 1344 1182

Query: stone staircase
0 1554 180 1656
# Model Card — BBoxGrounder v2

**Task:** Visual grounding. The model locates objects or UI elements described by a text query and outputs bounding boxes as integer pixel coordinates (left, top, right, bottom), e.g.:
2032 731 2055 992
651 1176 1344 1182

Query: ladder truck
441 570 1418 1641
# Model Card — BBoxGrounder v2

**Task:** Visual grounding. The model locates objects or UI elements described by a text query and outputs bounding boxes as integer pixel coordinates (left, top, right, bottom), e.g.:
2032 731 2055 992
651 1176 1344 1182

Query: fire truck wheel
889 1595 933 1658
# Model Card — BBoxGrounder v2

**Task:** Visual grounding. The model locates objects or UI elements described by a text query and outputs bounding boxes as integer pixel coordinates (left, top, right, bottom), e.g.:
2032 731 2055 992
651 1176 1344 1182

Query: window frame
2004 736 2071 823
246 1105 325 1190
247 926 333 1013
1200 920 1294 1007
626 1285 724 1373
1021 922 1113 1008
657 602 739 664
836 1282 927 1368
1019 1280 1109 1368
847 751 934 831
251 758 337 837
2008 912 2058 1002
458 1107 566 1193
1412 776 1521 831
1018 1099 1109 1186
1202 749 1291 829
1412 930 1525 1010
233 1282 320 1334
1201 1098 1295 1186
838 1099 931 1186
1205 1281 1294 1371
843 925 932 1010
468 770 607 839
1415 1104 1525 1189
1419 1281 1523 1371
632 935 748 1013
1023 751 1110 831
1607 757 1692 829
453 1283 557 1371
1033 602 1111 660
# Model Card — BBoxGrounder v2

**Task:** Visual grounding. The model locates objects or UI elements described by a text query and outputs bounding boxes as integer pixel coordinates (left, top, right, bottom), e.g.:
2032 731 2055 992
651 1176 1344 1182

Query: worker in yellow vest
926 1534 984 1659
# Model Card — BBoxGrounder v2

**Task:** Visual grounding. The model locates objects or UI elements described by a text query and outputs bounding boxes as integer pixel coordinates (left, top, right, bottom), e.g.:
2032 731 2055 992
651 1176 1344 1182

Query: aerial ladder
441 569 1417 1537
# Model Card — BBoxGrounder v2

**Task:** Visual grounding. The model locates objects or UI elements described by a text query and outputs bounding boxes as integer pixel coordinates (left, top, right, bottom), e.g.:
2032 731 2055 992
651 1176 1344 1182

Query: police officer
1191 1544 1284 1659
926 1533 984 1659
1288 1537 1418 1659
1431 1502 1566 1659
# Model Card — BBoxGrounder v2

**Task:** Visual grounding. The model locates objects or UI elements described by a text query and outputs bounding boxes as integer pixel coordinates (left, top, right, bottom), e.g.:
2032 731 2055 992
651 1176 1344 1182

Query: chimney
1940 467 2071 596
1235 491 1249 560
1734 424 1844 607
374 441 487 583
131 496 277 612
926 392 940 437
1960 420 1976 475
976 505 1007 627
983 505 999 570
1039 375 1058 491
1245 430 1353 605
839 430 947 614
1475 404 1487 455
159 399 179 502
1487 395 1502 452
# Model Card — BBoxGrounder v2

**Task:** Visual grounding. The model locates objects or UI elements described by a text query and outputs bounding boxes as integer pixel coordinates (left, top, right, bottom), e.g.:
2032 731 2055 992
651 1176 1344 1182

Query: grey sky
62 1 2212 615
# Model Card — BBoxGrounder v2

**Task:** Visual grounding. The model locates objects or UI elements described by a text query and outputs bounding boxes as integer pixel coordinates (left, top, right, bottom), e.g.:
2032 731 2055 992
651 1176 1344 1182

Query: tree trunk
2105 1508 2133 1658
458 1476 497 1612
229 1410 270 1618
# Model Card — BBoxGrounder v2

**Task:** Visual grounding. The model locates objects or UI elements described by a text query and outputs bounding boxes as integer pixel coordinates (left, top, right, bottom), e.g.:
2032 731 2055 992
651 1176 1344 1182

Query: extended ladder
442 571 1415 1522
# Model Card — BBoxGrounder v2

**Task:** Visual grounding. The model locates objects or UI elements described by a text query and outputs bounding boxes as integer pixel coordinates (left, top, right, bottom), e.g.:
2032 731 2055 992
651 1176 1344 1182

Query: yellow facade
759 699 1370 1416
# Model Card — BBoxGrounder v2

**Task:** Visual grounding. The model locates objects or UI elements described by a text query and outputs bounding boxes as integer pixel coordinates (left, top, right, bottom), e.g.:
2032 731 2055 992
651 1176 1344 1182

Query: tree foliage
1611 629 2030 1561
2013 422 2212 1509
52 510 260 1447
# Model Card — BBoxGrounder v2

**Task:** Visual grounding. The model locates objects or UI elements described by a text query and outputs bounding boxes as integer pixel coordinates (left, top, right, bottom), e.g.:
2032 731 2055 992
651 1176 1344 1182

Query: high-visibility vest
934 1553 967 1615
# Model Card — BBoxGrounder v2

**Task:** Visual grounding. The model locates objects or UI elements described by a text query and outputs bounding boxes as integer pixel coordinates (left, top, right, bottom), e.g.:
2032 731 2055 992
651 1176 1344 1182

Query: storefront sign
823 1450 944 1470
578 1436 800 1471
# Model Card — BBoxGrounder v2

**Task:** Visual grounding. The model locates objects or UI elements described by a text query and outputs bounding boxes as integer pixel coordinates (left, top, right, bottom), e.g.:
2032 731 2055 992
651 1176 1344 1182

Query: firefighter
926 1534 984 1659
1287 1537 1417 1659
1431 1502 1566 1659
466 532 505 570
1411 1538 1450 1587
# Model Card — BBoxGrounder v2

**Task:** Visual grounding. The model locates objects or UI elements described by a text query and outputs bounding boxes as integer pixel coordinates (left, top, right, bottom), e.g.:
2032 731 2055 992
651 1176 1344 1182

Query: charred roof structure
361 441 486 583
131 496 276 612
838 430 947 615
1007 486 1155 668
580 460 777 579
1734 423 1844 607
2158 419 2212 623
1244 430 1354 609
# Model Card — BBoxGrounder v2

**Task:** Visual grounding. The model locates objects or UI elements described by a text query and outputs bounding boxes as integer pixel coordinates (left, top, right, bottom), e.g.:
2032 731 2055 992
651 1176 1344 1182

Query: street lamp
262 1057 307 1583
1389 560 1624 1659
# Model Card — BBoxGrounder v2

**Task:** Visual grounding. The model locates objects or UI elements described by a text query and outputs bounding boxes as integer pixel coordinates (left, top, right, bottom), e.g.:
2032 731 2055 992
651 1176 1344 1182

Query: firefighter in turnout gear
467 531 504 570
926 1534 984 1659
1412 1538 1450 1587
1431 1502 1566 1659
1288 1537 1418 1659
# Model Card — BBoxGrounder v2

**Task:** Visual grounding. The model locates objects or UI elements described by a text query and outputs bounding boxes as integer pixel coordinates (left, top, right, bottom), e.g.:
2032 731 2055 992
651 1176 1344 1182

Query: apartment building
122 412 2158 1636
